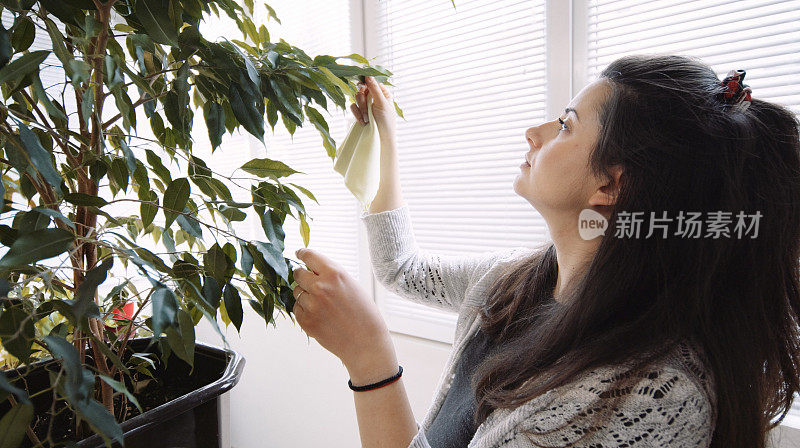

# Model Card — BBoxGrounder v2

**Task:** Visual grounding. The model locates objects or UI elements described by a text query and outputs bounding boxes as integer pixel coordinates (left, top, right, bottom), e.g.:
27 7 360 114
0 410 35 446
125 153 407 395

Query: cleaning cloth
333 101 381 212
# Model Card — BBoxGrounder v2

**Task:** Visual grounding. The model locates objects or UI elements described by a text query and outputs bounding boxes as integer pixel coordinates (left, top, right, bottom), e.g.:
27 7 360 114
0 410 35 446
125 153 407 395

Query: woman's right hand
350 76 396 138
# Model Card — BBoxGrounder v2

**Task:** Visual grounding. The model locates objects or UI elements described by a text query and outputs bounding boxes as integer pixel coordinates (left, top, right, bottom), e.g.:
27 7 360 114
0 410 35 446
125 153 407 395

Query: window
370 0 549 343
579 0 800 114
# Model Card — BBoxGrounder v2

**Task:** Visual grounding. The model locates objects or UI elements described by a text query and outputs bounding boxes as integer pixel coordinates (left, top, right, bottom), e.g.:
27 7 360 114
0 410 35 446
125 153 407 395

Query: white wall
196 309 451 447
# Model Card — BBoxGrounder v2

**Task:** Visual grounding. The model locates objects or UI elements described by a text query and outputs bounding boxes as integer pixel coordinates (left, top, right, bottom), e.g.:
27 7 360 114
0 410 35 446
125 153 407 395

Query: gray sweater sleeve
360 204 511 314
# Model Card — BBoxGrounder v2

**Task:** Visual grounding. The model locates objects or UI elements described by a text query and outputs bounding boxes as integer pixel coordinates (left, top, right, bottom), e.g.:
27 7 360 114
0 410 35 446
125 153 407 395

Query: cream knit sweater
360 204 717 448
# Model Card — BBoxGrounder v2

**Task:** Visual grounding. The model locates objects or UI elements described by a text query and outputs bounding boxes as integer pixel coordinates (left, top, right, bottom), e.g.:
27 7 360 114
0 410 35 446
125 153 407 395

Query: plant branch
102 90 168 130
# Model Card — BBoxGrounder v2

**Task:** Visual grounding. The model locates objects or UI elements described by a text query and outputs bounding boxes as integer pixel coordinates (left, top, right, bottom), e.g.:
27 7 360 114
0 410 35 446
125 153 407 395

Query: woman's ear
588 165 624 207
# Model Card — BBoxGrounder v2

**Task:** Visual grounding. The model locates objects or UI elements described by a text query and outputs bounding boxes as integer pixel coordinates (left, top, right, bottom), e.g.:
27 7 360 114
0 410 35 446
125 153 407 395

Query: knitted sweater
360 204 717 448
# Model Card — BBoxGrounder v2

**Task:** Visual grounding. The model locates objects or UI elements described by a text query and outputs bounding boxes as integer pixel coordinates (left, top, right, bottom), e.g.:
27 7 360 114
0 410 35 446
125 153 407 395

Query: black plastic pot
1 337 245 448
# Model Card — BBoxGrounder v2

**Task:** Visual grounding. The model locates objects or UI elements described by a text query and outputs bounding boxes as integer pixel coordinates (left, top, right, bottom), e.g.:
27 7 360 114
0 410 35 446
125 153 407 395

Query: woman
290 54 800 447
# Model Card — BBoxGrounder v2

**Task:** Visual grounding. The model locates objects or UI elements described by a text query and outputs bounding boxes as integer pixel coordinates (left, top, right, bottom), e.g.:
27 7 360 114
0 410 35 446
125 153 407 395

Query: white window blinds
373 0 548 343
584 0 800 115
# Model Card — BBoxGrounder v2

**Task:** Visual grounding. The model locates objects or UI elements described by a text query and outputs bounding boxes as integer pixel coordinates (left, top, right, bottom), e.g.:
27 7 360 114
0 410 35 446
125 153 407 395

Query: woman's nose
526 124 545 150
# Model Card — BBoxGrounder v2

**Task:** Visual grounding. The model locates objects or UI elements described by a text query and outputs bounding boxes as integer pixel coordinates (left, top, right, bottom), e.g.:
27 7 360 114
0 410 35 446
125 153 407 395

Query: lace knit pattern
360 204 716 448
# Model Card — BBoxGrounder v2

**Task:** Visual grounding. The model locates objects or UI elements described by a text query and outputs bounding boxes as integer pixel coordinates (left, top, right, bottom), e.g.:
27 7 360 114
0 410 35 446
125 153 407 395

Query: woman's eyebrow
565 107 579 122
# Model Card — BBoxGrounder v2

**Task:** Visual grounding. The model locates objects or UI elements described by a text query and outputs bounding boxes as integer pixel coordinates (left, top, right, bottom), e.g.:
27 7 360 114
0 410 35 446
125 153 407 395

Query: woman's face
514 79 616 218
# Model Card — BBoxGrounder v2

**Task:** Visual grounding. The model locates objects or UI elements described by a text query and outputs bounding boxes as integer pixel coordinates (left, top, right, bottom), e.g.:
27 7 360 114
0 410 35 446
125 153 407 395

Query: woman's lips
520 161 530 168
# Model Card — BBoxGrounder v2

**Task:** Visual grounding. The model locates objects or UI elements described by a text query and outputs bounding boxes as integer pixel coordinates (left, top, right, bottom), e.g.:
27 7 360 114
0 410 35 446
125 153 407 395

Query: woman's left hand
292 248 395 371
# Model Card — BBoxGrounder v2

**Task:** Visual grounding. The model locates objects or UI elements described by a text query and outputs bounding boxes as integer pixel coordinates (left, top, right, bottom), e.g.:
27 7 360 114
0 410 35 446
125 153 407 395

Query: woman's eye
557 117 568 132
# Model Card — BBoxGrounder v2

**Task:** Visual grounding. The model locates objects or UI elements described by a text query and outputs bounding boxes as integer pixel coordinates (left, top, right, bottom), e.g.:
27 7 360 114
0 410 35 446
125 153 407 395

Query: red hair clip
720 69 752 112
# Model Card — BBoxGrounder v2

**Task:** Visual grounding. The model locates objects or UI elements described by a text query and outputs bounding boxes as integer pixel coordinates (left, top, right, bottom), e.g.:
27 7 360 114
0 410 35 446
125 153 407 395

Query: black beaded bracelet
348 365 403 392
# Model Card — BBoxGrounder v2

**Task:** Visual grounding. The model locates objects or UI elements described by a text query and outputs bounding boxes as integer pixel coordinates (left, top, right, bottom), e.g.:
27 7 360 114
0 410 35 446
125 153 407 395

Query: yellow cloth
333 101 381 212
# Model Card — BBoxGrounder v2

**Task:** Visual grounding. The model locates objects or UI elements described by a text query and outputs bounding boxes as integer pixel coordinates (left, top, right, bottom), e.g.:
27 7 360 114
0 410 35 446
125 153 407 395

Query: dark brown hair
470 54 800 447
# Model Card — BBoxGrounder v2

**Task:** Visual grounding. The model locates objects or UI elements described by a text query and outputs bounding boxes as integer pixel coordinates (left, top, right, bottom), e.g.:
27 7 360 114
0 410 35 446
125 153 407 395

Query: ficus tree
0 0 397 445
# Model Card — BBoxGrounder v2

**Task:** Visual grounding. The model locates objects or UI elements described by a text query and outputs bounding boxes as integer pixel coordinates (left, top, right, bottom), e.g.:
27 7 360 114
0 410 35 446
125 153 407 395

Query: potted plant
0 0 396 446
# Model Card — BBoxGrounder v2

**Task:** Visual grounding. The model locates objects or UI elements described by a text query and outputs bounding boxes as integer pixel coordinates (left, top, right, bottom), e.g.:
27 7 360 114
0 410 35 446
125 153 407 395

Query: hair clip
720 69 752 112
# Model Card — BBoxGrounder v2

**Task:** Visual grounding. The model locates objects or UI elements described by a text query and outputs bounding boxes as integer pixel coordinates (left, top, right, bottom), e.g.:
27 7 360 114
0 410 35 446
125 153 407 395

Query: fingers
292 266 313 290
295 248 333 278
356 87 368 122
350 103 364 125
365 76 391 103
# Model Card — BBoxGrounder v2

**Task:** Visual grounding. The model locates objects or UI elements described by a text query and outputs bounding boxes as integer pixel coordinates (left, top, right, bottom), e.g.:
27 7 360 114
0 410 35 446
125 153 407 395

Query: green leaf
104 55 124 89
259 208 286 252
30 206 75 230
219 204 246 222
240 158 301 179
32 72 67 122
165 308 195 368
206 178 232 201
135 0 179 46
43 334 82 386
16 208 51 234
133 160 151 191
305 105 337 158
87 332 131 377
201 275 221 310
0 228 73 269
150 283 178 337
43 18 71 77
393 99 405 119
0 22 11 70
112 87 135 131
204 101 225 150
266 98 278 130
204 243 230 284
67 59 91 87
109 157 129 192
0 49 49 84
98 374 143 413
299 213 310 247
223 283 243 332
263 3 282 24
239 242 253 276
75 398 125 446
336 53 369 64
163 177 190 229
287 183 319 205
268 77 302 121
64 192 108 207
258 24 269 45
146 149 172 184
80 85 95 126
10 17 34 53
0 402 33 448
119 139 137 173
251 241 289 283
43 334 125 446
141 190 158 228
0 302 34 363
0 371 30 405
176 209 202 238
15 119 63 194
38 0 90 27
71 257 112 320
228 82 264 142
